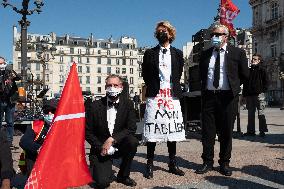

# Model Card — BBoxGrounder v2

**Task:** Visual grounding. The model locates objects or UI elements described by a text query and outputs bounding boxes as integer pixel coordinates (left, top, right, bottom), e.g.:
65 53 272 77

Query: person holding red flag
86 74 139 188
19 99 57 176
24 63 92 189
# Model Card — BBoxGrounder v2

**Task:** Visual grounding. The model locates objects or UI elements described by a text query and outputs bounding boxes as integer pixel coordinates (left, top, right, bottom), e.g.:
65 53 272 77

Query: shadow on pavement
241 165 284 186
134 153 200 170
236 133 284 145
112 153 199 176
267 124 284 127
266 145 284 149
205 176 276 189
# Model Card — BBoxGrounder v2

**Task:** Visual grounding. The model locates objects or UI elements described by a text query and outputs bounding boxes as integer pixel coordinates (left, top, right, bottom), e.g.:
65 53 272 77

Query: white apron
143 47 185 142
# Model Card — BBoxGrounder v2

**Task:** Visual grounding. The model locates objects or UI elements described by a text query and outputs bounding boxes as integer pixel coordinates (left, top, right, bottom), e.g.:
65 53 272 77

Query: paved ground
10 108 284 189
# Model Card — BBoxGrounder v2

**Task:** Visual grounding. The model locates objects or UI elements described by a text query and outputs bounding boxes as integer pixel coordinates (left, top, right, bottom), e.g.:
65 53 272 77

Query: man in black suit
196 24 249 176
85 74 138 188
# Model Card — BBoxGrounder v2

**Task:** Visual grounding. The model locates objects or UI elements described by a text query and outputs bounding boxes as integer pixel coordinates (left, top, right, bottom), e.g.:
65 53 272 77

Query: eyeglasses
210 33 227 37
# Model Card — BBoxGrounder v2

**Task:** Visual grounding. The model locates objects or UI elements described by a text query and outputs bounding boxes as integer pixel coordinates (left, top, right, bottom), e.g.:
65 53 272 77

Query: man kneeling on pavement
85 74 139 188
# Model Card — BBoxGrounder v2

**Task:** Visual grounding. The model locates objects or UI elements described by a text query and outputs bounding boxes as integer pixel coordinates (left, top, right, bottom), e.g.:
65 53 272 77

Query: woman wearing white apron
142 21 186 179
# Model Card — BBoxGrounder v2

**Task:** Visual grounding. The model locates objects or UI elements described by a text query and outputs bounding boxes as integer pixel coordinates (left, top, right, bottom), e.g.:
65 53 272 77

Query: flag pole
213 2 221 23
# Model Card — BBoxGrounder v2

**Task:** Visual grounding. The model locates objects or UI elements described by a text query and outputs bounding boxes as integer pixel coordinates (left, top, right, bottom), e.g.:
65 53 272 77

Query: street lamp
2 0 44 80
36 40 57 88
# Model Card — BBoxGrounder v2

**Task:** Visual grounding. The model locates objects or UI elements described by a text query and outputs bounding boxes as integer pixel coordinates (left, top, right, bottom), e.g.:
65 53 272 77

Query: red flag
25 62 93 189
220 0 240 36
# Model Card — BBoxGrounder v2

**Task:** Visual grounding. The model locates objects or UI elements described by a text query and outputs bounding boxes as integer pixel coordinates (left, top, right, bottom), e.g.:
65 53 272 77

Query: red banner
25 62 92 189
220 0 240 36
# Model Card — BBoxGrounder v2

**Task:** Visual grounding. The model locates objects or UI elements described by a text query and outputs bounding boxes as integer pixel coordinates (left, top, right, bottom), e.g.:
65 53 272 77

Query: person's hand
100 137 114 156
1 179 11 189
4 79 11 85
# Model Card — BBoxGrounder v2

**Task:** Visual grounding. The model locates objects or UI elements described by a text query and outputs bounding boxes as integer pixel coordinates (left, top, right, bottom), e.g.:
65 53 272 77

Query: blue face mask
211 36 222 48
44 114 54 124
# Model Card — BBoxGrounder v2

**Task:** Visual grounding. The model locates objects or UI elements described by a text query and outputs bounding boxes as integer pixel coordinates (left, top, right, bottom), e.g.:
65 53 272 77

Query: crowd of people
0 21 276 189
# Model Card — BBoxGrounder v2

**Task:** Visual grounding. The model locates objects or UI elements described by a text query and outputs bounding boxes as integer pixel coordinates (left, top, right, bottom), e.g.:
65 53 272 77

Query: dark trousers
146 141 176 160
0 102 15 144
201 90 237 166
246 93 268 133
90 135 138 188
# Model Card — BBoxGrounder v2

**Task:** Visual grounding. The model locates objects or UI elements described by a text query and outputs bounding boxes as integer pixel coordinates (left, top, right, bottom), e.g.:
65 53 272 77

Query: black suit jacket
142 45 184 98
85 96 137 155
199 45 249 97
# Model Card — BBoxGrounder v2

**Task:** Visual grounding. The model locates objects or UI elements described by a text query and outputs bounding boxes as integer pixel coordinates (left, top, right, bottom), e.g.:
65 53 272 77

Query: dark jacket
142 45 184 99
243 64 268 96
0 69 20 104
19 125 41 161
19 120 50 175
0 129 14 180
85 96 137 155
199 45 249 97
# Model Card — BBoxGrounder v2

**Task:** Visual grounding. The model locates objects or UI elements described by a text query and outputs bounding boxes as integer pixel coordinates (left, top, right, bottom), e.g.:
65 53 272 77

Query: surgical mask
44 114 54 124
106 87 122 100
0 63 7 71
156 31 169 44
211 36 222 48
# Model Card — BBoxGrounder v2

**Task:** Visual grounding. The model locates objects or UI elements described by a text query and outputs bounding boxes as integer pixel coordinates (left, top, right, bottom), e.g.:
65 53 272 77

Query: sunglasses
210 33 227 37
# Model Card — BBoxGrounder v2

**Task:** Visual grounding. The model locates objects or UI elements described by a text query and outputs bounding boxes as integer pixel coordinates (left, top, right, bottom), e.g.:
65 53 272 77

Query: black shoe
117 177 137 187
168 159 185 176
259 132 266 137
169 165 185 176
244 132 256 136
144 161 153 179
219 165 232 176
195 164 213 174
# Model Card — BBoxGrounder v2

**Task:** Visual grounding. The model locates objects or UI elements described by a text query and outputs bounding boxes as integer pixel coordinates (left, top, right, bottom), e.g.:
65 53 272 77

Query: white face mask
44 114 54 124
211 36 222 48
0 63 7 71
106 87 123 99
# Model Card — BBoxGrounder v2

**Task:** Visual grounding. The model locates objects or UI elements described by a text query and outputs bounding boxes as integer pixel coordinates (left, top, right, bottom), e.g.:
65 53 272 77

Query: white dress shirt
207 43 230 90
159 45 172 89
107 98 119 135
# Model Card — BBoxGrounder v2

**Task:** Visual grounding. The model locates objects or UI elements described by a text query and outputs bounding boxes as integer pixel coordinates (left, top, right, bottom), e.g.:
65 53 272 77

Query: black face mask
156 31 168 44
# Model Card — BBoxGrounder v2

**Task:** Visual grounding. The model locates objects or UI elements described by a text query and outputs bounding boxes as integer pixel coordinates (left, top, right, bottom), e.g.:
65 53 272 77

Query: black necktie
213 49 220 89
162 48 167 54
108 101 119 108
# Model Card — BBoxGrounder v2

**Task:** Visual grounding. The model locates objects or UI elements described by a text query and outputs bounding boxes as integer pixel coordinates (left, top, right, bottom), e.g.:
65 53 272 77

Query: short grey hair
105 74 123 84
212 24 229 35
0 56 6 62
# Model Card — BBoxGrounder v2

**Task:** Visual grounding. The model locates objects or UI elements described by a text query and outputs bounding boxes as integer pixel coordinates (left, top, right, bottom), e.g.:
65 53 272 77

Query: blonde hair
154 21 176 43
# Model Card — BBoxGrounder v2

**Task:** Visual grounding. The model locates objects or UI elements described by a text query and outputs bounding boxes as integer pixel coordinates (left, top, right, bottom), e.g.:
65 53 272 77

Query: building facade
182 42 194 89
12 26 143 98
236 29 253 66
249 0 284 101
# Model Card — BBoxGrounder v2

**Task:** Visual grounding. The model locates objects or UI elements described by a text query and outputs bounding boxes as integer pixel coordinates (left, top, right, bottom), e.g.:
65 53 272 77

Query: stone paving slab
10 108 284 189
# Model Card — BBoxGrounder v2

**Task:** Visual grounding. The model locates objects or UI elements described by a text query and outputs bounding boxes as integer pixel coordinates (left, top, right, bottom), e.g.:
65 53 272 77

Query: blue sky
0 0 252 61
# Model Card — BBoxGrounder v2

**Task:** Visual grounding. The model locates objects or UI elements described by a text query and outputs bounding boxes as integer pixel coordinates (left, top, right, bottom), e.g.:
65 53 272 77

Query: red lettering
159 89 167 97
157 99 163 109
